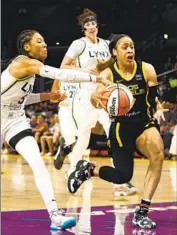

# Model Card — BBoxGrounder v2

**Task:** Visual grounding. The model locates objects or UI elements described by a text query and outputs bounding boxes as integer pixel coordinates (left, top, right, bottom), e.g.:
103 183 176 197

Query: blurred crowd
158 56 177 103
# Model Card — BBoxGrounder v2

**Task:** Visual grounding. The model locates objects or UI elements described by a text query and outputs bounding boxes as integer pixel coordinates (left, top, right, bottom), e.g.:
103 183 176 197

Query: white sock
15 136 58 214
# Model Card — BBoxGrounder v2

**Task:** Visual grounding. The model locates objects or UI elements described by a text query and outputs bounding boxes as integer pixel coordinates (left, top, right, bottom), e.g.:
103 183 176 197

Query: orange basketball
101 84 134 116
101 86 116 107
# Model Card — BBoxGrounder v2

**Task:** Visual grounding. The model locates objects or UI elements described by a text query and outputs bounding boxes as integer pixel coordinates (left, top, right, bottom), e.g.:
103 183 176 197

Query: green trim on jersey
2 54 34 95
1 76 33 95
1 80 17 95
77 39 86 68
71 92 78 129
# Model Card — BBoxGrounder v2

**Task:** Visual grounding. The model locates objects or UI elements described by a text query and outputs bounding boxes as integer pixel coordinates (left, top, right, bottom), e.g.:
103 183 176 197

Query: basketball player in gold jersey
67 34 167 229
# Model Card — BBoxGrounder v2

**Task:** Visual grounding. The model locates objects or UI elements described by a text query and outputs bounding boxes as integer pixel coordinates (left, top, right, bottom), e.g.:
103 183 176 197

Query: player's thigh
59 106 77 136
73 90 98 129
136 127 164 161
4 116 31 146
109 121 135 171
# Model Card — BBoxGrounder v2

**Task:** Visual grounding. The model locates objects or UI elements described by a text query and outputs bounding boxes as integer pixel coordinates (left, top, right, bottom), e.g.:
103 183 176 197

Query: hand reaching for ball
91 84 134 116
90 91 108 109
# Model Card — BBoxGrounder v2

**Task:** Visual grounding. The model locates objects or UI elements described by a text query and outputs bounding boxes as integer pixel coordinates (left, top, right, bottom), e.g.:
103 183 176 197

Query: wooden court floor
1 154 177 212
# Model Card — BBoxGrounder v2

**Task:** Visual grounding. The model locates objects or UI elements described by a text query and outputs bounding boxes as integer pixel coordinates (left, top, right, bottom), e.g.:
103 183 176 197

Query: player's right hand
88 65 99 75
96 76 113 86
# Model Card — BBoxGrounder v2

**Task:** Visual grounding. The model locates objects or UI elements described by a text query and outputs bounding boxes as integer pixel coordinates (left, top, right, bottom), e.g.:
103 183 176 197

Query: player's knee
114 169 133 184
150 141 164 162
150 150 164 165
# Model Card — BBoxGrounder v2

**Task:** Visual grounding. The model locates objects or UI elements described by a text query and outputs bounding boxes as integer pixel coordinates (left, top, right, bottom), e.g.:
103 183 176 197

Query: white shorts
72 89 111 134
73 89 98 130
58 105 78 146
1 114 31 146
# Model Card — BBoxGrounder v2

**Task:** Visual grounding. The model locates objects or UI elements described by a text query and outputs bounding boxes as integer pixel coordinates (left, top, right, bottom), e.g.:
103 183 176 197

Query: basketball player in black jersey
67 34 167 229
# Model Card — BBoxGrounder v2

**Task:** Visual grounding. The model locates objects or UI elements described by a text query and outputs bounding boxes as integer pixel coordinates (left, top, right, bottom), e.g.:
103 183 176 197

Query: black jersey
109 61 154 122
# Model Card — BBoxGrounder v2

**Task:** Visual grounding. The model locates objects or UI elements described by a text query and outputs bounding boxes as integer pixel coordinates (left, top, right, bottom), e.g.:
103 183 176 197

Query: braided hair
1 30 37 70
16 29 37 55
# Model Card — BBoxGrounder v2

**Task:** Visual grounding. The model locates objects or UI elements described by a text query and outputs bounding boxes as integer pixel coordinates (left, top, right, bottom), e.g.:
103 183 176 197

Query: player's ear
112 48 117 57
24 42 30 52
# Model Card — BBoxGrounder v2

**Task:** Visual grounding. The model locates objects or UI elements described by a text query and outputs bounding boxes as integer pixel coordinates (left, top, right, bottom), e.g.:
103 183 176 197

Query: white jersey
1 55 35 118
59 82 80 107
65 37 111 91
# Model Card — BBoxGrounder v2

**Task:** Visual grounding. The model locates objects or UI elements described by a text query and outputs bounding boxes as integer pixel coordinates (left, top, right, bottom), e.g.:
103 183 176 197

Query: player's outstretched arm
9 57 99 83
25 92 67 106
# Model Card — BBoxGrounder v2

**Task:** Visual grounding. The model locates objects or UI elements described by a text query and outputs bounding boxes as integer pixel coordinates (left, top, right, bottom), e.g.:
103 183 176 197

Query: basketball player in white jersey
53 9 111 170
53 9 137 196
1 29 106 231
51 61 80 153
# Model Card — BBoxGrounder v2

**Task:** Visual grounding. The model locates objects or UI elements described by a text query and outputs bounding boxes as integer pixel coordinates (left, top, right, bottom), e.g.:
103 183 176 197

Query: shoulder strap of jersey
77 38 87 68
78 38 86 57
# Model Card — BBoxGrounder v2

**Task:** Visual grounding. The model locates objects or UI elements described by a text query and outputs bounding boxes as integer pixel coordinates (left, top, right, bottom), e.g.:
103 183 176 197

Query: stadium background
1 0 177 157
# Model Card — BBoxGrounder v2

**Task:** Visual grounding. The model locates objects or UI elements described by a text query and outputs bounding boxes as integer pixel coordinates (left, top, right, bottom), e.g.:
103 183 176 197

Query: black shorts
107 119 159 169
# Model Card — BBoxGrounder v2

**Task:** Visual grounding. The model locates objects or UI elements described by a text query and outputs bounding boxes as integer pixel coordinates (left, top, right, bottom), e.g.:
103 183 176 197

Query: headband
82 16 97 26
109 34 129 55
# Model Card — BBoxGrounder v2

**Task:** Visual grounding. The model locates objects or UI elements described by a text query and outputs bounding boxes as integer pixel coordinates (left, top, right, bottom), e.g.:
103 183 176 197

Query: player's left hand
90 91 108 109
49 91 67 103
154 97 169 122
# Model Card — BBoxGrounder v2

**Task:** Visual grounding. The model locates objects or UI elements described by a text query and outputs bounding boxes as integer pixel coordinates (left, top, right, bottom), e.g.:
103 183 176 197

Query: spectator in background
157 102 177 158
30 115 38 128
33 115 48 144
40 114 61 156
26 105 35 118
163 102 177 124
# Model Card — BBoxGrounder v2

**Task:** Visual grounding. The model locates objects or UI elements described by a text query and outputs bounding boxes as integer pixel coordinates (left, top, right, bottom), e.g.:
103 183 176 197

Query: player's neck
28 52 44 63
117 61 135 74
85 36 98 44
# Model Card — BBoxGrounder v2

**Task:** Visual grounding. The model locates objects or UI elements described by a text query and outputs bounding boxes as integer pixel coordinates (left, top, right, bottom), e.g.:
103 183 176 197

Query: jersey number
18 82 33 104
69 91 74 98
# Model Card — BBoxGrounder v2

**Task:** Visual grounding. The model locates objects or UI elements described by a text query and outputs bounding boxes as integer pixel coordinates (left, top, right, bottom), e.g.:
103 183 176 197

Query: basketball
101 84 134 116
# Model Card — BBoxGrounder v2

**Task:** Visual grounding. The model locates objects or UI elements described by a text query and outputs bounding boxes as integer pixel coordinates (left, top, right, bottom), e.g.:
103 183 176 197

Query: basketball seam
123 88 131 110
106 91 113 111
104 87 117 113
